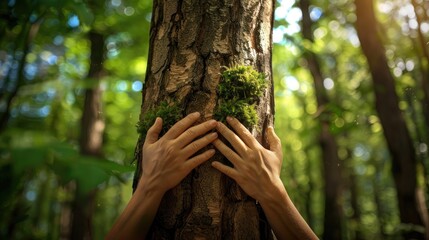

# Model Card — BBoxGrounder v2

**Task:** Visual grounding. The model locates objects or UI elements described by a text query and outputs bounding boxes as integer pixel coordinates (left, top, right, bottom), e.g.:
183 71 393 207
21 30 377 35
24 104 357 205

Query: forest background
1 0 428 239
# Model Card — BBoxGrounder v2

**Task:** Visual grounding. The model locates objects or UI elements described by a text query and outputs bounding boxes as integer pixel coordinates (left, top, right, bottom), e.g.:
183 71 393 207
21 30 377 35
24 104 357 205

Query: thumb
145 117 163 144
267 126 281 153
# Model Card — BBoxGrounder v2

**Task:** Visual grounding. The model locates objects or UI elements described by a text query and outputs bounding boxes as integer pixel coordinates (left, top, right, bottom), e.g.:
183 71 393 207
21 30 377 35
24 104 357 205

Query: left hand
140 112 218 194
211 117 283 204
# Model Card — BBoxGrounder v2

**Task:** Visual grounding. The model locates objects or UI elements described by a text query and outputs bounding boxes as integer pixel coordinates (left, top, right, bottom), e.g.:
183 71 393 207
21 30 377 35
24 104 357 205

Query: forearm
106 178 164 240
260 180 318 240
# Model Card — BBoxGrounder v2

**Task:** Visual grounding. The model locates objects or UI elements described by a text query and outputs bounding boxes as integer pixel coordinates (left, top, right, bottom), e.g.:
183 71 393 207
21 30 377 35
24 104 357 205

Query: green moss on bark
214 65 267 129
136 101 183 139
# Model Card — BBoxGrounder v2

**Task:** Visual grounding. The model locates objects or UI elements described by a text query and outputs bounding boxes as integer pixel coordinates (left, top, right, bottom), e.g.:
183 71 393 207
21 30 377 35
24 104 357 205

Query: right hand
212 117 283 203
140 112 218 194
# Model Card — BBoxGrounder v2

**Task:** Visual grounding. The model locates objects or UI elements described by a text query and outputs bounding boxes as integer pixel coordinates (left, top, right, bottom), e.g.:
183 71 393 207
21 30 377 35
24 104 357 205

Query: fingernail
227 116 233 121
191 112 200 117
208 149 216 155
211 132 218 138
208 120 217 126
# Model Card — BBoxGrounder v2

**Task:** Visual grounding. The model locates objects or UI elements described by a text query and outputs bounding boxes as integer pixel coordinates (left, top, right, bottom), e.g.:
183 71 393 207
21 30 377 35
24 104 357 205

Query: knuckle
147 126 154 134
204 121 213 129
218 123 227 132
226 151 236 160
243 131 252 139
190 142 200 152
248 152 258 162
186 128 196 137
174 121 185 131
244 148 252 156
165 144 176 155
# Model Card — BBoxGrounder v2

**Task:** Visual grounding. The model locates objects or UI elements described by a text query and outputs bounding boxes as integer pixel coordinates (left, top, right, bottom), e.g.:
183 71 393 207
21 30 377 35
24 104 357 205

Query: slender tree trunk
341 144 363 240
296 93 315 228
47 176 59 240
298 0 343 239
0 20 40 133
355 0 425 238
405 88 429 199
69 31 105 240
304 151 314 228
411 0 429 138
134 0 275 238
348 163 363 240
409 1 429 205
372 157 388 239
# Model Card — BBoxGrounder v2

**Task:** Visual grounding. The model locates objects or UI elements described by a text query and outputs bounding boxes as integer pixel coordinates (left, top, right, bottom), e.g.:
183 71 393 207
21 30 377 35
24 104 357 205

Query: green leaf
11 147 47 174
49 145 134 194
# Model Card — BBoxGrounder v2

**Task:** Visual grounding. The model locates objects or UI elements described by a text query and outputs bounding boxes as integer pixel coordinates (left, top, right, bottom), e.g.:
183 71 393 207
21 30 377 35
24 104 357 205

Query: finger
181 132 218 158
211 161 239 181
175 120 218 148
212 139 242 166
164 112 200 139
144 117 162 145
267 126 282 153
216 121 248 156
185 149 216 170
226 117 259 148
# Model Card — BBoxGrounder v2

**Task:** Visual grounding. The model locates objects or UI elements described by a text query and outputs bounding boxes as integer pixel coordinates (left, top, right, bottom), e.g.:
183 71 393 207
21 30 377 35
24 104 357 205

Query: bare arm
106 112 218 240
212 117 317 240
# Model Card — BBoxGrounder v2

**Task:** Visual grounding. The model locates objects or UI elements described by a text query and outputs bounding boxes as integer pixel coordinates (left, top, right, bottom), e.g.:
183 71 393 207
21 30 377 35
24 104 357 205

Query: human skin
106 112 218 240
106 115 318 240
212 117 318 240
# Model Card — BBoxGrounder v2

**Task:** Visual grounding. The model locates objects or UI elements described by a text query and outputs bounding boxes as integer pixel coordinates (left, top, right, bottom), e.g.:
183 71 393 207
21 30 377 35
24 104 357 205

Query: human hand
211 117 283 203
140 112 218 194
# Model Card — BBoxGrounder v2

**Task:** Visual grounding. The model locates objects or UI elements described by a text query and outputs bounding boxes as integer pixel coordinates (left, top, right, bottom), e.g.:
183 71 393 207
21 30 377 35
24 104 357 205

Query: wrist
258 177 288 207
136 175 166 199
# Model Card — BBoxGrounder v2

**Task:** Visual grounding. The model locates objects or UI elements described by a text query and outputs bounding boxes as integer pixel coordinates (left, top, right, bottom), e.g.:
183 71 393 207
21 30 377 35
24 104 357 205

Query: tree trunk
348 162 363 240
298 0 343 239
69 31 105 240
134 0 275 238
0 20 41 133
372 157 388 239
355 0 425 239
411 0 429 139
295 93 315 229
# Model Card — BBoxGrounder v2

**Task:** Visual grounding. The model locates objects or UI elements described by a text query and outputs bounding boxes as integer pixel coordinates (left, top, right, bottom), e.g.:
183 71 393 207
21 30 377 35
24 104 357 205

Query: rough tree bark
69 31 105 240
298 0 343 239
355 0 425 239
134 0 275 238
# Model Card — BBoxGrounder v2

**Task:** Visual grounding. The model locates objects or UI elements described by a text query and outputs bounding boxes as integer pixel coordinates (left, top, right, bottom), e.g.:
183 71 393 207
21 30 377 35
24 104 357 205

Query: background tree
68 29 106 240
298 0 343 239
355 0 425 238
